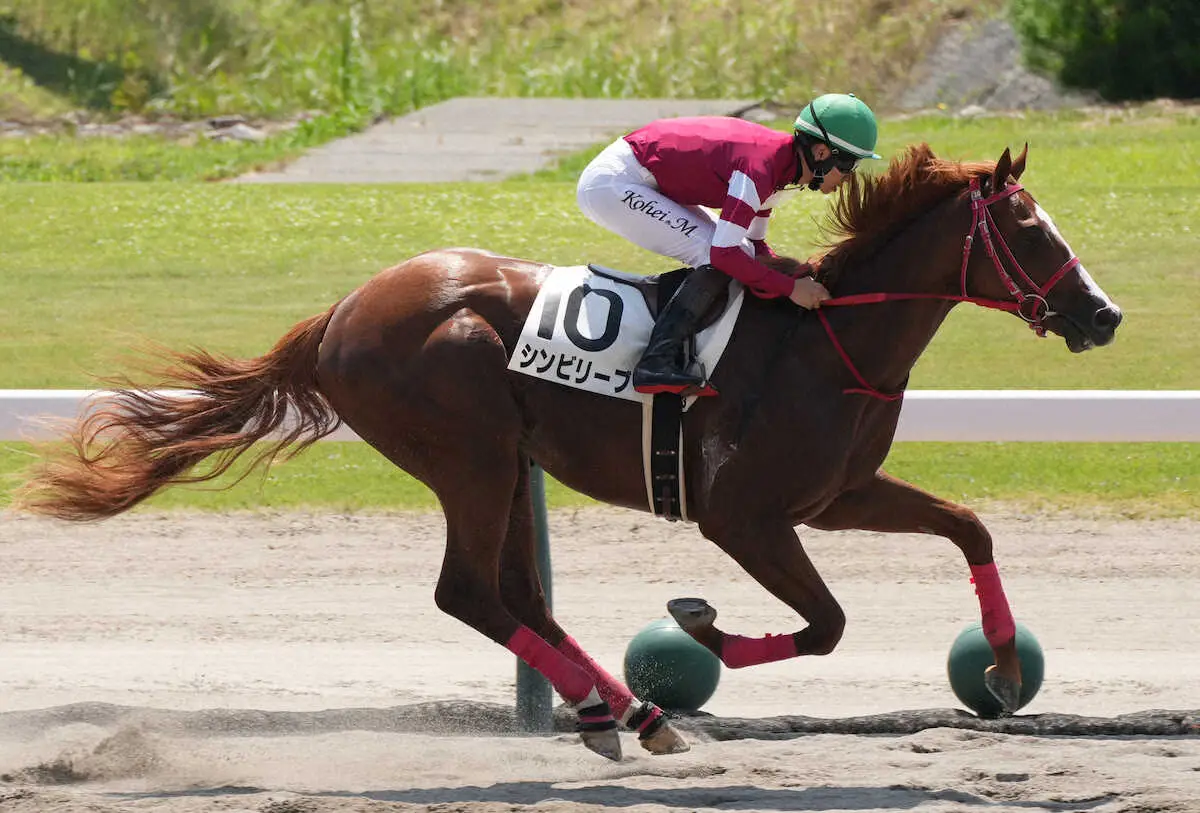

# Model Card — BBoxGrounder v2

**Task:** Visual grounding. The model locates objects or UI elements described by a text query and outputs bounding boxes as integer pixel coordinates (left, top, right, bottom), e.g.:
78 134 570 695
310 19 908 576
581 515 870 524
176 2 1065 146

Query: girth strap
641 393 687 521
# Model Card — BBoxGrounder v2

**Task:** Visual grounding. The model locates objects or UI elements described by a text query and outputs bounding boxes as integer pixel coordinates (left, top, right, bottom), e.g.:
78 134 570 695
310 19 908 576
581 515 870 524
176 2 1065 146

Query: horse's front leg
806 469 1022 714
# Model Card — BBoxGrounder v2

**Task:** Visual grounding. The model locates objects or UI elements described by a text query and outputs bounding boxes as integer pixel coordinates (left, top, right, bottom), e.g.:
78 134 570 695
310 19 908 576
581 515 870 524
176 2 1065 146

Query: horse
14 143 1123 761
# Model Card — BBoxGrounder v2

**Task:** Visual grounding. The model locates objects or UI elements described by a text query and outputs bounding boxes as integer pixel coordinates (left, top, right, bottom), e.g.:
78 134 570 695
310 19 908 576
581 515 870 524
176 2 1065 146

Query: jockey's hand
789 276 831 309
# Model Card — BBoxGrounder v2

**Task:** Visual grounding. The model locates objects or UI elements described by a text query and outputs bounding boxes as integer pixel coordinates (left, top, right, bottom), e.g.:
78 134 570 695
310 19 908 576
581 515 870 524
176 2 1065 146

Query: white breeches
576 138 755 268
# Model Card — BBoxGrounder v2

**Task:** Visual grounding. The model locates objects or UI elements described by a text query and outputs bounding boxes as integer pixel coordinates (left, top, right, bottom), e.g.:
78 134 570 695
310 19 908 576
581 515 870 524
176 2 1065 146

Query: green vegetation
0 0 1009 182
2 111 1196 388
2 440 1195 517
0 441 589 513
1 1 1197 519
886 443 1198 517
1 0 1000 119
1011 0 1199 101
0 60 70 118
0 109 369 181
1 129 295 182
1 108 1197 516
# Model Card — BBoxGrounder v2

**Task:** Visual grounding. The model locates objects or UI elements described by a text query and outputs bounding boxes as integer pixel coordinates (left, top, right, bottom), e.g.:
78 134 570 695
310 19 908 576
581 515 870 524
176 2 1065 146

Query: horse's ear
991 147 1013 192
1010 143 1028 181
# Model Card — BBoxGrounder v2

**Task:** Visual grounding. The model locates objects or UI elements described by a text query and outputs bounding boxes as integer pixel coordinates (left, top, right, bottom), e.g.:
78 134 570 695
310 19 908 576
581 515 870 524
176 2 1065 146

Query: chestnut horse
16 144 1122 761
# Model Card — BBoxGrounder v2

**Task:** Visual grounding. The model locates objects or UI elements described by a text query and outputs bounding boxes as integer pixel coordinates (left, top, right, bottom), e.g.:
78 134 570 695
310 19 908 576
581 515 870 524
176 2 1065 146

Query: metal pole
516 462 554 731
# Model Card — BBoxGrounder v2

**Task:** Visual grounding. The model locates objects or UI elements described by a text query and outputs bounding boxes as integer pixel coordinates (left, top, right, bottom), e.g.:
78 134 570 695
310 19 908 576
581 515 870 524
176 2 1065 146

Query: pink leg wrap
720 632 798 669
556 636 636 720
506 626 594 704
632 704 664 734
970 562 1016 647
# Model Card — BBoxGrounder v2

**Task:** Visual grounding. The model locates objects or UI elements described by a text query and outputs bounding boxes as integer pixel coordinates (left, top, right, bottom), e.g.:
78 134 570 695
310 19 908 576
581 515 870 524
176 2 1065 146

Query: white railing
2 389 1199 442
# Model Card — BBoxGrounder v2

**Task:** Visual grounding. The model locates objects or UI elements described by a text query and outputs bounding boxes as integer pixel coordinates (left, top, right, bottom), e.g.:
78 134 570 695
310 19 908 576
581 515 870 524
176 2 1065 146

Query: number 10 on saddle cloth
507 265 744 403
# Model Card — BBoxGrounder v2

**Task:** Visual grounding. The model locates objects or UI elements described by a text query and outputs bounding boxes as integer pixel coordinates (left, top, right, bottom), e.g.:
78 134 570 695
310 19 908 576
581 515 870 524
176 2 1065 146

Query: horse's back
314 249 547 457
322 248 545 363
314 248 654 509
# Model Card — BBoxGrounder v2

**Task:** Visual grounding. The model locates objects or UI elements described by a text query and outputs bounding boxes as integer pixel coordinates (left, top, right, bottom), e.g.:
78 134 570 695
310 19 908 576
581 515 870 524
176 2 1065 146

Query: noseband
816 177 1082 401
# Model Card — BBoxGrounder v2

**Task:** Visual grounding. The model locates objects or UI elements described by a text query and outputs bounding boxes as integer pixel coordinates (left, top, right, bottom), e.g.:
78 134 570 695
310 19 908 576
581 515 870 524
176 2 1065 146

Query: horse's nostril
1093 305 1122 331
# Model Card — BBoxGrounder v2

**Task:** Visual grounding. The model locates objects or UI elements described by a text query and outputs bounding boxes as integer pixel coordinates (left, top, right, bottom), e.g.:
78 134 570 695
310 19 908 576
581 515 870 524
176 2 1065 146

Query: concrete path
238 97 758 183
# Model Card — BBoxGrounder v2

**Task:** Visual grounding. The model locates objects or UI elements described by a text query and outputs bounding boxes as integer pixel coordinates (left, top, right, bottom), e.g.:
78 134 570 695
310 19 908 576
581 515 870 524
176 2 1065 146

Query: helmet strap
798 102 840 191
797 135 837 191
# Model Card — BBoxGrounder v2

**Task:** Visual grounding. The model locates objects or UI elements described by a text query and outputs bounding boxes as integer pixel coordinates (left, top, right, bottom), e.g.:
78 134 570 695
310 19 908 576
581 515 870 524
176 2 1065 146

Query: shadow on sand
107 781 1117 811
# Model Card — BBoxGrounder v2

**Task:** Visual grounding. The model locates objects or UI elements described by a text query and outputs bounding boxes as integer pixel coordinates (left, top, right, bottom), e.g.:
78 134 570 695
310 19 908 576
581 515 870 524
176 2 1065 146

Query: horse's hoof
627 701 690 755
668 597 717 631
577 699 622 761
640 722 690 755
580 727 623 761
984 665 1022 715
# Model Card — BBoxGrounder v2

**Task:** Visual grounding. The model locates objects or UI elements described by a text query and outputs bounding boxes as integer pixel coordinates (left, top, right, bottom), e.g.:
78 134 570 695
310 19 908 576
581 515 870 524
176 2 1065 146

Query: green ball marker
948 620 1045 717
624 617 721 711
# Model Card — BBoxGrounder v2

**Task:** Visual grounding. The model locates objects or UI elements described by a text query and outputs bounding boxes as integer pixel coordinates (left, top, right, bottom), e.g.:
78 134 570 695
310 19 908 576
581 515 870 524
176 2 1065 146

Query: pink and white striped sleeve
748 211 775 258
710 169 793 298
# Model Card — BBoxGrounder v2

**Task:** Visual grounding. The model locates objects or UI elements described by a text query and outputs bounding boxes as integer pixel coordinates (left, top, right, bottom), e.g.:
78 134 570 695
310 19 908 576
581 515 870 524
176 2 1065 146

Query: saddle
586 264 729 330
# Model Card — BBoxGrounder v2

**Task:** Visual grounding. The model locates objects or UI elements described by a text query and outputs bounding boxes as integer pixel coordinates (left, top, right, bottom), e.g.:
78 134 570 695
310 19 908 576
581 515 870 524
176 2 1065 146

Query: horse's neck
817 204 970 394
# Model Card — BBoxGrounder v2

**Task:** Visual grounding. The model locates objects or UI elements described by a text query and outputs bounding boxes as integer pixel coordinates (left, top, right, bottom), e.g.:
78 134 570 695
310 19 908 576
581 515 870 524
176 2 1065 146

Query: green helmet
793 93 881 160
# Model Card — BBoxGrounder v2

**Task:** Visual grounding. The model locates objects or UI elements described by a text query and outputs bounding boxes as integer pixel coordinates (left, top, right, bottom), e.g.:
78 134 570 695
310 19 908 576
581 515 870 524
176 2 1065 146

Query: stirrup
634 380 718 397
632 361 716 397
680 381 718 398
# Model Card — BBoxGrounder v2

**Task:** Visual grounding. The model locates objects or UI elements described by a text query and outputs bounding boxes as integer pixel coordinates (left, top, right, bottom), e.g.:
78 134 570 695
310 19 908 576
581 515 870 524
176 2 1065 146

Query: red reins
815 178 1080 401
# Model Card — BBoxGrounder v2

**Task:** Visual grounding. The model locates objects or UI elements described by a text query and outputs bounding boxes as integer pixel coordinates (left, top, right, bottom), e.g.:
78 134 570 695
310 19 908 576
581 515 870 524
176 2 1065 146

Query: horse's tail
15 306 342 521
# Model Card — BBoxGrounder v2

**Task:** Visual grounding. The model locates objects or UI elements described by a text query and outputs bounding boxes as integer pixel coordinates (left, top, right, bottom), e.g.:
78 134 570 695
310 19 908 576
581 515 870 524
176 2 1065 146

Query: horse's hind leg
680 513 847 666
498 459 689 755
320 313 621 760
427 438 632 760
807 469 1022 713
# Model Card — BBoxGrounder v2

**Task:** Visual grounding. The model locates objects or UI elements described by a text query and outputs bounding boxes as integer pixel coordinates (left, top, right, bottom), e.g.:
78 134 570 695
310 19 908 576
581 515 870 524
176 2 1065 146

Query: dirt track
0 508 1197 812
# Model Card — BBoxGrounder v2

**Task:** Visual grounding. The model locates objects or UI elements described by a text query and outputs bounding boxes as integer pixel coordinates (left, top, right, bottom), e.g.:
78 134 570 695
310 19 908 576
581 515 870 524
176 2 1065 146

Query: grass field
4 441 1194 518
3 111 1197 389
1 0 999 119
1 0 1004 183
0 112 363 182
1 110 1197 515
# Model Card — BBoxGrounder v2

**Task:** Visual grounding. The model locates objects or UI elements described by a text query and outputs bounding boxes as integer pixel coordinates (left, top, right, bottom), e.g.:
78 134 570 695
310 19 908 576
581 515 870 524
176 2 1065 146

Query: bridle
815 177 1081 401
956 178 1081 334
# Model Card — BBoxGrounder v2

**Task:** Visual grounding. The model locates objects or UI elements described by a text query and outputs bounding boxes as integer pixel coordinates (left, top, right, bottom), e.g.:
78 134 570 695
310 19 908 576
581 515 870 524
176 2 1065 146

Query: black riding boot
633 264 728 395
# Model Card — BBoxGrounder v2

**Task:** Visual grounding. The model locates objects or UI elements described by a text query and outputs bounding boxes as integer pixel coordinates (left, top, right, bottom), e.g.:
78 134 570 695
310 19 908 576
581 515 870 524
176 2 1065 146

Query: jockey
576 92 881 395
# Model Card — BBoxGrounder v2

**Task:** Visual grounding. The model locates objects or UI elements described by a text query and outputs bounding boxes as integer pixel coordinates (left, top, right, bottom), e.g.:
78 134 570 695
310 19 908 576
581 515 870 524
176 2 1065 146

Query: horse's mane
814 143 996 285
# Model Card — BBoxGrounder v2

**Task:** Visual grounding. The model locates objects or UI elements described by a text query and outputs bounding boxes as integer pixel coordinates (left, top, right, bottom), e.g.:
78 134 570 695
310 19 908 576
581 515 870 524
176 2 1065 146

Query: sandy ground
0 507 1197 813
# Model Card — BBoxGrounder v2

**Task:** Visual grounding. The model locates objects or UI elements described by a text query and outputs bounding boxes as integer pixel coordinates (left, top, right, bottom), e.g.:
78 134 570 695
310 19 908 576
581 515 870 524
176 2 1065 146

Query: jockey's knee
575 183 599 225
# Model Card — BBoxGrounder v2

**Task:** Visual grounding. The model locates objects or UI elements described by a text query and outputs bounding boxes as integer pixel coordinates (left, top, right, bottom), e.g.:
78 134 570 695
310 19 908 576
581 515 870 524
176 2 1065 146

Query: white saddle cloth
507 265 744 405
